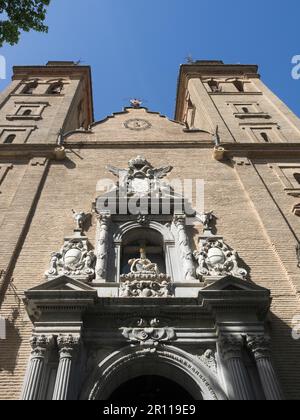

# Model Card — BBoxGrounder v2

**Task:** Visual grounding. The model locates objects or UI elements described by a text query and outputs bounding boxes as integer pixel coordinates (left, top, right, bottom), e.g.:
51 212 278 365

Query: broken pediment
64 107 212 144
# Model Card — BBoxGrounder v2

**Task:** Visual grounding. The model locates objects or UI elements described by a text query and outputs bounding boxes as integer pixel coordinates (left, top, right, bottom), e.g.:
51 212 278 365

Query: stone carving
137 214 150 226
219 334 243 361
57 334 80 359
130 98 143 108
95 212 111 280
120 246 173 297
120 279 172 298
45 236 96 281
72 210 87 231
198 350 218 375
107 156 173 197
30 335 54 358
246 335 271 359
194 239 247 279
198 211 215 231
122 318 176 347
128 247 159 275
173 214 197 281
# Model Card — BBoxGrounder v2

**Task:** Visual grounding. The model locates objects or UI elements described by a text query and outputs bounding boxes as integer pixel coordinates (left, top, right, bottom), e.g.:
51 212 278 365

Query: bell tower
175 60 300 144
0 61 93 145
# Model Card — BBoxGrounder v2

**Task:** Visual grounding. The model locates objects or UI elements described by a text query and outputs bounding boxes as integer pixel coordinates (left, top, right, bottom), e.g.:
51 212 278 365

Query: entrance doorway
109 375 195 402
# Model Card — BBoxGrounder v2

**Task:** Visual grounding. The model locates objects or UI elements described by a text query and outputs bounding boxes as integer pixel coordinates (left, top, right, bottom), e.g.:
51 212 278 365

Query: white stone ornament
45 235 96 281
194 238 248 280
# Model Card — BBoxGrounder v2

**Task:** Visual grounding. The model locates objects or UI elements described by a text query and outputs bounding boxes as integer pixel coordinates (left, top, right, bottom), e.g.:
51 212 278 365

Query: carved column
22 335 53 400
220 335 253 401
247 335 283 401
173 214 196 281
95 212 111 282
52 335 80 401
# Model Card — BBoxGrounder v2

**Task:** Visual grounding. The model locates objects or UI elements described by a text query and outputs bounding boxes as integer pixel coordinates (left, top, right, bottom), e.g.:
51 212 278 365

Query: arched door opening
109 375 195 402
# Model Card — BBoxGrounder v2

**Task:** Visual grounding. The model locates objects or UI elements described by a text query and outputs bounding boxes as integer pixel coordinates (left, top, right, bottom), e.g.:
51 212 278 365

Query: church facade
0 60 300 400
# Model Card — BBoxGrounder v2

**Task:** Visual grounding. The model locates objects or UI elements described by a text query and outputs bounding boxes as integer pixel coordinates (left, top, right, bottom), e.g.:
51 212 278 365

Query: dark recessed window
23 109 32 116
261 132 270 143
208 80 220 93
22 82 37 95
47 82 63 94
4 134 16 144
294 173 300 185
234 80 244 92
242 107 249 114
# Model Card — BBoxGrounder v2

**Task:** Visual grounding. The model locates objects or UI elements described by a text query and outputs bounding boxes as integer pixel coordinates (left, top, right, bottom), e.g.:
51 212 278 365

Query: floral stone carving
45 234 96 281
122 318 176 347
194 238 247 280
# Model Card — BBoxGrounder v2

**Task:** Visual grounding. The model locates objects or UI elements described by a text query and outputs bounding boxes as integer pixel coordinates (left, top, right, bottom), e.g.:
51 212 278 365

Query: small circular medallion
124 119 152 131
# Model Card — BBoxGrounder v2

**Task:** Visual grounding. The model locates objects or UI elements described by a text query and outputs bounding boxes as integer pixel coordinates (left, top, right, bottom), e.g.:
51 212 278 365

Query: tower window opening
23 109 32 116
47 82 63 95
233 80 244 92
261 132 270 143
294 173 300 185
4 134 16 144
22 82 37 95
208 80 221 93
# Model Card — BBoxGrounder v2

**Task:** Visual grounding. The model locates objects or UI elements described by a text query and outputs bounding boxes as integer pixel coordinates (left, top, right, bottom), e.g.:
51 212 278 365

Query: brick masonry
0 61 300 399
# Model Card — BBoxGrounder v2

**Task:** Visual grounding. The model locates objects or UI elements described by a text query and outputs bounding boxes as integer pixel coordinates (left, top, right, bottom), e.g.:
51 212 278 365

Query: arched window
121 228 166 275
22 82 37 95
47 82 63 95
233 80 244 92
4 134 16 144
23 109 32 116
208 80 221 93
261 132 270 143
294 173 300 185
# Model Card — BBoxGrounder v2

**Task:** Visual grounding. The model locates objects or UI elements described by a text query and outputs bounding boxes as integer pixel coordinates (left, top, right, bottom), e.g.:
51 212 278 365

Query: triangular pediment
27 275 96 292
64 107 212 144
201 275 270 293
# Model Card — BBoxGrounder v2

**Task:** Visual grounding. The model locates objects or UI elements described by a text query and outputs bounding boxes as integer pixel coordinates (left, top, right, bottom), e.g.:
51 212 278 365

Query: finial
130 98 142 108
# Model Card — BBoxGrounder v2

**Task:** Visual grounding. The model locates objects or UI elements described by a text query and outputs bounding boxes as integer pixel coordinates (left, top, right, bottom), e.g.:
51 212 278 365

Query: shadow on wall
0 307 22 373
267 311 300 400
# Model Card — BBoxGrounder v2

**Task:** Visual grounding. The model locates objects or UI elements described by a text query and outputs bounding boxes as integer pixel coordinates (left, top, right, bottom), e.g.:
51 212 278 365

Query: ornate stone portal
22 155 282 401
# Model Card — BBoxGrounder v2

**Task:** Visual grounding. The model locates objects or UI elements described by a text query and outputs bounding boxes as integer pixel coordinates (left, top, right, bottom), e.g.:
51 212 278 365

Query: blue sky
0 0 299 121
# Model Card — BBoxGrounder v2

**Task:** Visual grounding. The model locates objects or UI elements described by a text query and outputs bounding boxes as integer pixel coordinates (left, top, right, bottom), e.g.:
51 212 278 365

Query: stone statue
199 211 215 230
129 247 159 275
72 210 87 231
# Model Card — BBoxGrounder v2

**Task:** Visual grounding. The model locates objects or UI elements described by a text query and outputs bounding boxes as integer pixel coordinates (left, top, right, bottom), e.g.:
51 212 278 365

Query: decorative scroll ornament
198 350 218 375
120 246 173 297
45 234 96 281
194 239 247 280
122 318 176 348
107 156 173 198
